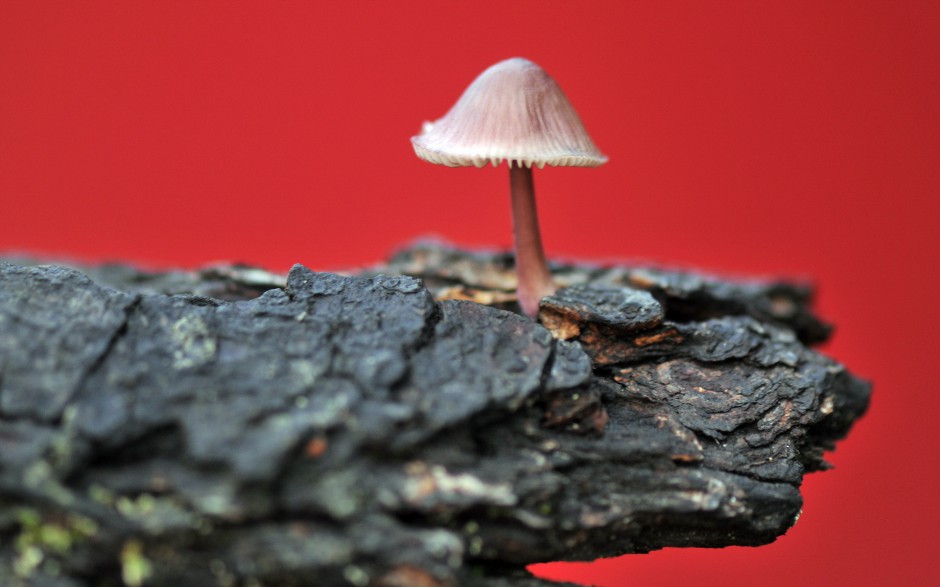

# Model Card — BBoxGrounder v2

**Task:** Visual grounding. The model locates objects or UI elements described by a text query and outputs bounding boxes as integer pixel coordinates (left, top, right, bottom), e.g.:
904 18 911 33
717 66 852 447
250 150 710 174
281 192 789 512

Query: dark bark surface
0 242 870 586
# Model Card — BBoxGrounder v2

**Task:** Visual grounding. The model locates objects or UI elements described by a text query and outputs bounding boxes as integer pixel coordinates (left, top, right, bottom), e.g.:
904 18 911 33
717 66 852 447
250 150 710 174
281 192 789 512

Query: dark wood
0 242 869 586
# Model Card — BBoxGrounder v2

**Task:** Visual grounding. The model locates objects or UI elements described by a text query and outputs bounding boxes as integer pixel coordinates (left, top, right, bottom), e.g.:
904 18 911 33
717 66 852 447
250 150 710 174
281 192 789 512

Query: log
0 242 870 586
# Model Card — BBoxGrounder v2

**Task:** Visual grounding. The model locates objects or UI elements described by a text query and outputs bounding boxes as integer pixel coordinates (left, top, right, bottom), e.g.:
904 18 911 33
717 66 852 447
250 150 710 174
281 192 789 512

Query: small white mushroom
412 57 607 318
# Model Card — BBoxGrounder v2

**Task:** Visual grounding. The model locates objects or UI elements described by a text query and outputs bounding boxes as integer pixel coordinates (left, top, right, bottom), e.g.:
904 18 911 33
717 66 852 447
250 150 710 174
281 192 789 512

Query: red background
2 2 937 585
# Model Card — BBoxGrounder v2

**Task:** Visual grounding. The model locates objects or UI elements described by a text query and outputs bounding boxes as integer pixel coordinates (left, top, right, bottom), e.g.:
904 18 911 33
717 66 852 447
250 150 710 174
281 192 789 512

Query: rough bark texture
0 242 870 586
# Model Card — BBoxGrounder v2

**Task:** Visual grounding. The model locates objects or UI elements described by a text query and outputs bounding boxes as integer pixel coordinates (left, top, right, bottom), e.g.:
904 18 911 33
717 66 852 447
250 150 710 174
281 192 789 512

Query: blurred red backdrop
2 1 937 585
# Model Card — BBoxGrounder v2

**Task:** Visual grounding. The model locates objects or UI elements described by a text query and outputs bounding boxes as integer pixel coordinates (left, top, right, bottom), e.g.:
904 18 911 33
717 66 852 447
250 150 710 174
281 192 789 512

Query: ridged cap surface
411 58 607 169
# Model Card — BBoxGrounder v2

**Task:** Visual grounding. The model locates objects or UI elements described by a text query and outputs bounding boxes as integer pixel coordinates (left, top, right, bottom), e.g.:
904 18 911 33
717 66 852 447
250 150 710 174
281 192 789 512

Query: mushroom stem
509 162 556 318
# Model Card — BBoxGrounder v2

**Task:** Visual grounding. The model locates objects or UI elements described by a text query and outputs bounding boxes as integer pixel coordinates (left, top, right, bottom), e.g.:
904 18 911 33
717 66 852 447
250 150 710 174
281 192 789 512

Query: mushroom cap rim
411 136 608 169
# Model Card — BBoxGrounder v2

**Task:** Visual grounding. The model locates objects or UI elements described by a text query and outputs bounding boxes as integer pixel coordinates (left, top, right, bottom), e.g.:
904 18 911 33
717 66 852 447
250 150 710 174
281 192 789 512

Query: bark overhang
0 242 870 586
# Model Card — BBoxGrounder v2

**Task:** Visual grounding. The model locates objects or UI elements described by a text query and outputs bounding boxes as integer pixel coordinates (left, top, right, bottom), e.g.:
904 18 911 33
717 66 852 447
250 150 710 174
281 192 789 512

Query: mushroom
411 57 607 318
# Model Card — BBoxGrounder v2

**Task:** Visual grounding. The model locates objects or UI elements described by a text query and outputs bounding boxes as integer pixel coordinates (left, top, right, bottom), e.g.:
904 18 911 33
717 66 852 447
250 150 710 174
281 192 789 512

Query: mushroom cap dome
411 58 607 169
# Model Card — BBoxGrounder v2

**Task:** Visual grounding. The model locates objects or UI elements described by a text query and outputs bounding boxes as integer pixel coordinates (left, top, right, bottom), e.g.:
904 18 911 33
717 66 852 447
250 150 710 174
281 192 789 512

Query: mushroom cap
411 58 607 169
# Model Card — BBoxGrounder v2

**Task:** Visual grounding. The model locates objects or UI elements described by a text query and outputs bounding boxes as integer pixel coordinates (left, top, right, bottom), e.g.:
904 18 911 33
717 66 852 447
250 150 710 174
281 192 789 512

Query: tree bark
0 242 869 586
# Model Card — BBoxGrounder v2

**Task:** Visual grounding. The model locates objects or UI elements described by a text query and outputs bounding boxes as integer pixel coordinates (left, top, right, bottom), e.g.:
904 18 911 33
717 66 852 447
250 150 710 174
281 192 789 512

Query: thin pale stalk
509 163 555 318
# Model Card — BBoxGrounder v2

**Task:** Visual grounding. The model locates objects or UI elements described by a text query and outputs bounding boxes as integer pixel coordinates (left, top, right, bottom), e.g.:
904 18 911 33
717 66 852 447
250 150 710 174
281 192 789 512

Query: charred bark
0 242 869 586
